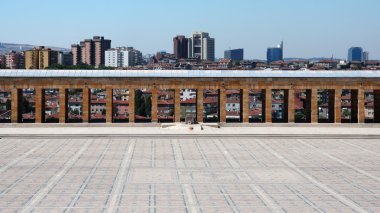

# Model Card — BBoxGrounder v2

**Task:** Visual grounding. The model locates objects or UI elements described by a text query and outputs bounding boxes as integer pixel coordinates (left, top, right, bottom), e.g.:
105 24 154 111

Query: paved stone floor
0 136 379 213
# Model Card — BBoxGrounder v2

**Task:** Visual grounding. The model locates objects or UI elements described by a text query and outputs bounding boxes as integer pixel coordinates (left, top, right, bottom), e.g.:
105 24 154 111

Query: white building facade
105 47 142 68
188 32 215 61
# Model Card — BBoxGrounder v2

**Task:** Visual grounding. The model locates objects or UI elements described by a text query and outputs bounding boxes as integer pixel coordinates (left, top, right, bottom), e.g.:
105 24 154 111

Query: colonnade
7 87 380 124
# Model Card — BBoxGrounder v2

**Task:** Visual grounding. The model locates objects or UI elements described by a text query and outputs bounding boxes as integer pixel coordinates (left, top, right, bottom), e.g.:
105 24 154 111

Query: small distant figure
185 114 195 125
201 124 204 131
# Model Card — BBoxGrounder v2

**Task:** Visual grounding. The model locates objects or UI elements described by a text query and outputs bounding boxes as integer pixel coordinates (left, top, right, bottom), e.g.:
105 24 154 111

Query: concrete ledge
1 124 380 137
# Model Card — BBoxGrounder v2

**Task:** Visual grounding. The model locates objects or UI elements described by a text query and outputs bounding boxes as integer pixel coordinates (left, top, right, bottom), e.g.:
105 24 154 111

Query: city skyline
1 0 380 59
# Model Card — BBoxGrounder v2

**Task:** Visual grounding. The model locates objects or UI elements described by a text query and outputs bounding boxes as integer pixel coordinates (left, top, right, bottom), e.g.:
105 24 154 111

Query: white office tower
105 47 142 68
188 32 215 61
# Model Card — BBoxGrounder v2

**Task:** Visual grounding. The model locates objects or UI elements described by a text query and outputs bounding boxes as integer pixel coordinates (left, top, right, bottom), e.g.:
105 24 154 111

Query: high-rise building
71 36 111 67
58 52 73 66
363 51 369 62
25 47 58 69
5 51 25 69
224 49 244 61
105 47 142 68
188 32 215 61
71 44 81 66
0 55 5 68
348 47 363 62
267 41 283 63
173 36 188 59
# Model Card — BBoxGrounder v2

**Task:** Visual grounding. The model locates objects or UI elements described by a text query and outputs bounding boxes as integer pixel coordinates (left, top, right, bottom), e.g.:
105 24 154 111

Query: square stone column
374 90 380 123
197 89 204 123
35 88 44 123
151 88 158 123
59 88 67 123
175 89 181 123
106 88 113 123
334 89 341 123
287 89 294 123
11 88 20 123
82 88 90 123
242 88 249 123
357 89 365 123
305 90 312 123
129 89 135 123
219 88 226 123
311 89 318 123
265 89 272 123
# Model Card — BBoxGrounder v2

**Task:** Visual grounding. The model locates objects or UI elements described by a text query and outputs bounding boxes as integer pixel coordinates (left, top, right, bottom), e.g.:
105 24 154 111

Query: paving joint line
1 141 68 195
0 139 49 175
296 139 380 183
256 139 367 213
64 140 111 212
19 139 92 213
105 139 135 213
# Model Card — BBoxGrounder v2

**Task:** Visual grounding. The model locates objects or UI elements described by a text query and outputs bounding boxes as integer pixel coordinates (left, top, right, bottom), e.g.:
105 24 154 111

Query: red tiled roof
181 98 196 104
90 99 107 104
249 108 262 116
272 99 284 104
204 97 218 104
113 100 129 105
226 98 240 104
91 114 106 119
158 99 174 105
294 97 304 110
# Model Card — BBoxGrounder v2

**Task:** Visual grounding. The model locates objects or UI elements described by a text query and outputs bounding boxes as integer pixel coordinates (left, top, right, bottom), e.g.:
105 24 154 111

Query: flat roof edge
1 69 380 78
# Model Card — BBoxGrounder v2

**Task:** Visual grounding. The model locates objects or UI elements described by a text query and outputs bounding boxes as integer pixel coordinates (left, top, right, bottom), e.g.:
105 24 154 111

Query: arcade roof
1 69 380 78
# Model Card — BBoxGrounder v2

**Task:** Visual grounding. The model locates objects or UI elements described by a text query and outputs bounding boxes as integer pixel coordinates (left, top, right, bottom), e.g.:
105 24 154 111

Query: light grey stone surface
0 136 379 212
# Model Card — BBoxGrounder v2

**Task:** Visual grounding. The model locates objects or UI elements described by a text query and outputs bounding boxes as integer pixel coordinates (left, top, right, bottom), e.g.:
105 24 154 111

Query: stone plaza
0 127 379 212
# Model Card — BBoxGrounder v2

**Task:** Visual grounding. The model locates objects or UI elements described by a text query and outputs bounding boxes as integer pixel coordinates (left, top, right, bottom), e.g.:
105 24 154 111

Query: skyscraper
71 36 111 67
188 32 215 61
267 41 283 63
173 36 188 59
348 47 363 62
224 49 244 61
363 51 369 62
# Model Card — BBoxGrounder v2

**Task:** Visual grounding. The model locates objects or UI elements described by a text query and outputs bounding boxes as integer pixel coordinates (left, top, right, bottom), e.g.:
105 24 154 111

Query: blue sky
1 0 379 59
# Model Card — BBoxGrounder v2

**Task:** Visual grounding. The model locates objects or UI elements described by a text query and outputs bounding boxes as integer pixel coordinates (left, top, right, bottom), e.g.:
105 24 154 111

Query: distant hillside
0 42 69 54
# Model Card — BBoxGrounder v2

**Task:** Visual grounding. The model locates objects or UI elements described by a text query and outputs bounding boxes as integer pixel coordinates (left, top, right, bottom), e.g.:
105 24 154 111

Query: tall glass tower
348 47 363 62
267 41 283 63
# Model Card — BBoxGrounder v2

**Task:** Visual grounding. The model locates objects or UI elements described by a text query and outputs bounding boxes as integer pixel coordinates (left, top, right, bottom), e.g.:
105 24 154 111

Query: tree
6 100 11 110
295 111 305 120
97 65 114 70
47 63 95 70
22 96 30 114
144 94 152 117
134 90 152 118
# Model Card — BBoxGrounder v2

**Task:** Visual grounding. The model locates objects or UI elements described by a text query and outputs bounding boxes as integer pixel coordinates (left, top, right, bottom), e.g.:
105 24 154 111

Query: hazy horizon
1 0 379 60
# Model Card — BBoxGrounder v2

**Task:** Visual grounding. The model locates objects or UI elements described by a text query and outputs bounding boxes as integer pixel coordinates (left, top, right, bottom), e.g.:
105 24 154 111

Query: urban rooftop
0 33 379 71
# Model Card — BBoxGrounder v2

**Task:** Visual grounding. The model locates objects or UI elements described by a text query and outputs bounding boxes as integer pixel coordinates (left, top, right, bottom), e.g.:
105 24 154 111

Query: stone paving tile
0 136 379 212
